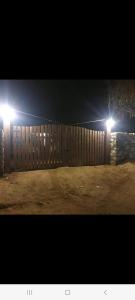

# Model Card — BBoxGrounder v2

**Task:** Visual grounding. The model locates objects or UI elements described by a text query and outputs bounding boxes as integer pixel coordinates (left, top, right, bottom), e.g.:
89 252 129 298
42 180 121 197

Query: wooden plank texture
10 124 107 171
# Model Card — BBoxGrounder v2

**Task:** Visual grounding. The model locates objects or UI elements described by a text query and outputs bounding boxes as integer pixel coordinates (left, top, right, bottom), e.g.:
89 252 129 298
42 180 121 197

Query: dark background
0 79 135 132
0 79 107 128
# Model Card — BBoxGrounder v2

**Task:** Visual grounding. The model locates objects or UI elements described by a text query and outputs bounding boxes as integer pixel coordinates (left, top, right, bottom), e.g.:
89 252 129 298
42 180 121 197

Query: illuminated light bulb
0 104 16 124
106 117 115 132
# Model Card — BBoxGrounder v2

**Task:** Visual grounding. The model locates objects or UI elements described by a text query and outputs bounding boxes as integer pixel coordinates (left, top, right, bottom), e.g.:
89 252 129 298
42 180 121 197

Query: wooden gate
9 124 106 171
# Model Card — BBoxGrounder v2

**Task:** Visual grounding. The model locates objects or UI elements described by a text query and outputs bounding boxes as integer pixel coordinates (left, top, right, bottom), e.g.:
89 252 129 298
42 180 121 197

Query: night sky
0 79 134 131
0 80 108 128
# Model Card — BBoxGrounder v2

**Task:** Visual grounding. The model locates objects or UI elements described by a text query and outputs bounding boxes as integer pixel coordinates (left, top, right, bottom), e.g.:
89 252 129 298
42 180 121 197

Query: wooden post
105 129 111 164
3 121 11 173
0 126 4 176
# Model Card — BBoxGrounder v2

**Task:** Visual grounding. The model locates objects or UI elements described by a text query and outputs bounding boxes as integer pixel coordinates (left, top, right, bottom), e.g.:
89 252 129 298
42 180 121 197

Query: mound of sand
0 162 135 214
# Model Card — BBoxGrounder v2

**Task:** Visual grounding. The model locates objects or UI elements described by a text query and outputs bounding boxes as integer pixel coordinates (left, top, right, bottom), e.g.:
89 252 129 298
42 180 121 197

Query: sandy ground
0 162 135 214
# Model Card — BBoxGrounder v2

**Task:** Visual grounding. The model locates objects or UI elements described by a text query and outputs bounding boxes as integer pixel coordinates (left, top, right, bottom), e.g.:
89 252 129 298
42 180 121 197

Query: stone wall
110 132 135 164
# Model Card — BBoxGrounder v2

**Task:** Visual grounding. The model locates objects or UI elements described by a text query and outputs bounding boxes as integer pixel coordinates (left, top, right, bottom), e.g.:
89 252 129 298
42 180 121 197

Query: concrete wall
110 132 135 164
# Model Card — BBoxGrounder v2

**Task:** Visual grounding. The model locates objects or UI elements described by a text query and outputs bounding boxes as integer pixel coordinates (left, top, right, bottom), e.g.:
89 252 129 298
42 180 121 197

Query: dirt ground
0 162 135 214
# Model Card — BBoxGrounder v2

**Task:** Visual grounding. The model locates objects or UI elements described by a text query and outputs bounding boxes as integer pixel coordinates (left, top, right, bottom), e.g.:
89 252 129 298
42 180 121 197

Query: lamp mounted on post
0 104 16 174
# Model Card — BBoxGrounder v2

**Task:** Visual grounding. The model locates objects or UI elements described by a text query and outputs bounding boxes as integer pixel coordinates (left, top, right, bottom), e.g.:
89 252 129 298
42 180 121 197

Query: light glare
106 117 115 131
0 104 16 124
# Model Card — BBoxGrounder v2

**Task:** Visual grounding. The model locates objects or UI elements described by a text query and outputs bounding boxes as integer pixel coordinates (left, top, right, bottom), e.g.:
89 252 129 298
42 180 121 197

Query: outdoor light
0 104 16 124
106 117 115 132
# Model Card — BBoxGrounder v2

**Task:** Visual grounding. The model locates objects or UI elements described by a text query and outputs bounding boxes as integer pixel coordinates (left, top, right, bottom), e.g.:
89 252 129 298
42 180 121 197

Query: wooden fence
0 124 109 173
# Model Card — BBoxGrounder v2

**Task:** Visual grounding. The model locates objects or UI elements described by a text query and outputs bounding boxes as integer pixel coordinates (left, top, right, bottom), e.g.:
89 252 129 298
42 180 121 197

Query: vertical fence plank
76 126 78 165
20 126 23 170
83 127 85 165
51 124 54 168
57 124 61 166
61 124 63 166
73 125 76 166
43 125 46 169
83 127 85 166
100 131 102 164
102 131 104 164
63 125 66 166
55 124 58 168
36 126 40 169
55 124 57 167
70 125 72 166
88 129 90 166
59 124 61 167
81 127 84 166
21 126 25 170
48 124 51 168
0 128 4 176
95 131 97 165
25 126 28 170
29 126 32 169
16 126 21 170
31 126 34 170
98 131 100 164
39 125 42 169
3 122 11 172
97 131 99 165
84 127 86 166
75 126 77 165
90 130 92 165
49 124 52 168
86 128 88 166
99 131 101 164
19 126 23 170
70 126 73 166
33 126 36 169
40 125 44 169
36 126 39 169
100 131 103 164
40 125 43 169
75 126 77 166
17 126 21 170
13 126 17 170
71 126 74 166
46 124 49 168
12 126 16 170
50 124 54 168
53 124 55 168
94 130 96 165
48 123 51 168
62 125 65 166
78 126 81 166
68 125 71 166
43 125 46 168
92 130 94 165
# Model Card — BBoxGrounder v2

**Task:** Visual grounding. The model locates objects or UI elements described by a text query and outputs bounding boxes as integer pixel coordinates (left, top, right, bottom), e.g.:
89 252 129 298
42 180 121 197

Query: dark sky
0 80 109 129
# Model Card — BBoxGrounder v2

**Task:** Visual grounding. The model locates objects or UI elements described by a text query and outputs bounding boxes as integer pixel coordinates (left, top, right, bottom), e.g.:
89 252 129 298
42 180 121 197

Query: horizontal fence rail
7 124 106 171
